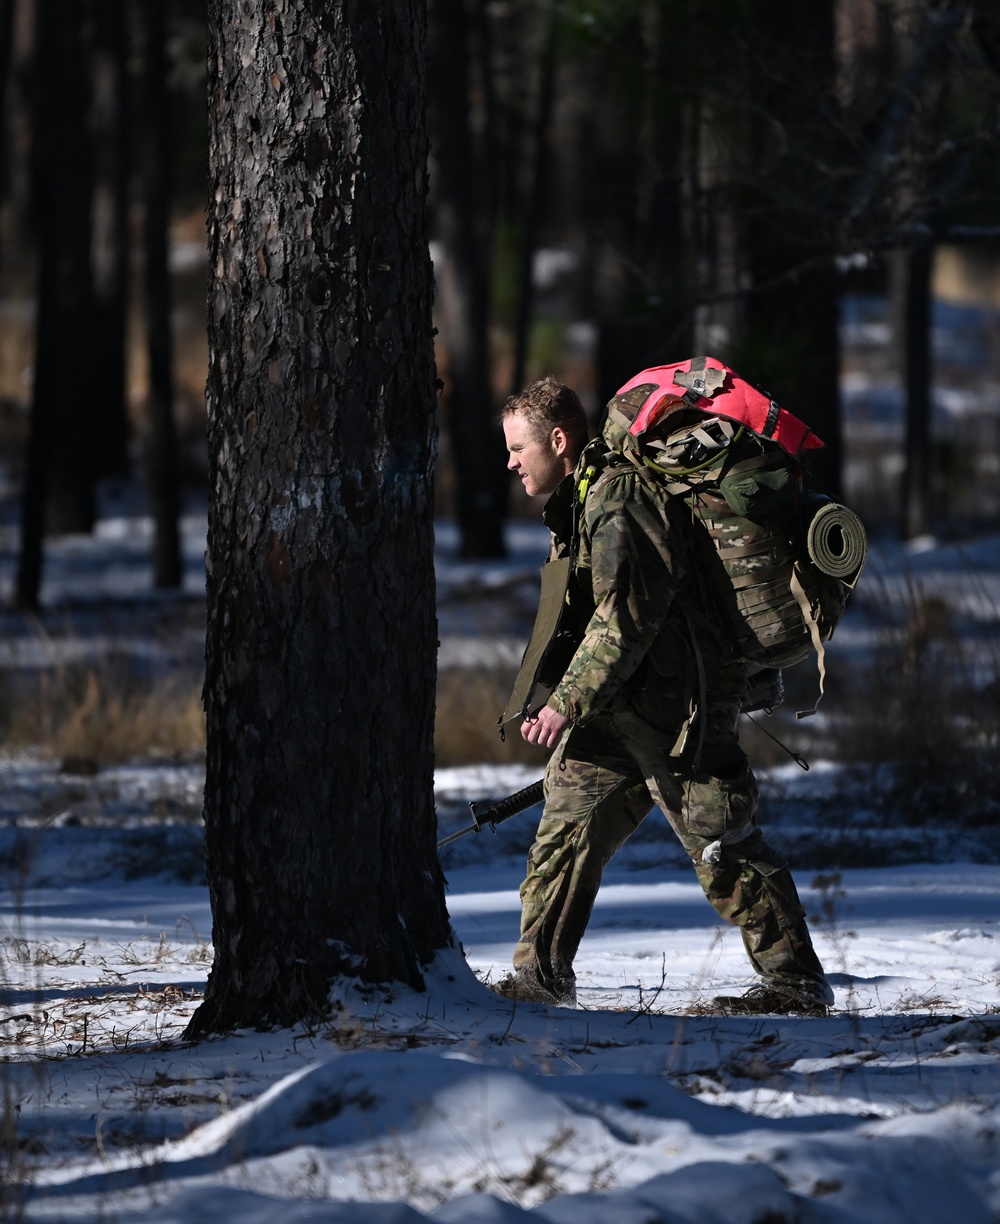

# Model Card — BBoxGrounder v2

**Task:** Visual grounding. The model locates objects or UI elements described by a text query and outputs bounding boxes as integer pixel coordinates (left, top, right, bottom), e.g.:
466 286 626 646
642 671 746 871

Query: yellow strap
577 464 598 504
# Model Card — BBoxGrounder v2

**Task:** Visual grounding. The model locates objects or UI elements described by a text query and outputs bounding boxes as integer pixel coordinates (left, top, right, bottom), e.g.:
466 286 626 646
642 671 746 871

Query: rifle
437 780 545 850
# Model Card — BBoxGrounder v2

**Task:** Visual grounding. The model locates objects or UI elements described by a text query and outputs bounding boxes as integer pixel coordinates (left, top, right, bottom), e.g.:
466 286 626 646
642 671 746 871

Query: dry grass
16 605 991 812
0 655 545 771
434 667 549 768
829 577 1000 823
0 665 205 767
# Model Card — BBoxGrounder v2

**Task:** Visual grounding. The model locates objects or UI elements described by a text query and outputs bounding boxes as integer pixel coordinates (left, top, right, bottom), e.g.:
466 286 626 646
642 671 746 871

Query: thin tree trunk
88 0 130 481
142 0 182 588
741 0 844 495
591 0 692 404
17 0 94 606
4 0 37 262
897 242 934 538
428 0 506 559
39 0 97 535
0 0 17 249
189 0 450 1037
509 3 556 398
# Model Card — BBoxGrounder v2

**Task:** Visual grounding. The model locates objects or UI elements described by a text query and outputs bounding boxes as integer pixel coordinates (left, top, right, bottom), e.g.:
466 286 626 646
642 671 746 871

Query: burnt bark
17 0 96 607
427 0 506 558
141 0 182 588
189 0 450 1036
508 2 556 400
38 0 98 534
87 0 130 482
576 1 693 405
896 242 933 539
739 0 844 495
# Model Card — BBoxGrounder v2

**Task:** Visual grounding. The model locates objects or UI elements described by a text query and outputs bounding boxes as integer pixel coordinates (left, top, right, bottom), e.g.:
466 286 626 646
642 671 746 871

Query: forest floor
2 507 1000 1222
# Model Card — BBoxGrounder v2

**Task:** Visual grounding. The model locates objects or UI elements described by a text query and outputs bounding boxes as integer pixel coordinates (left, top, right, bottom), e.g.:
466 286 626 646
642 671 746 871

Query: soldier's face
503 414 574 498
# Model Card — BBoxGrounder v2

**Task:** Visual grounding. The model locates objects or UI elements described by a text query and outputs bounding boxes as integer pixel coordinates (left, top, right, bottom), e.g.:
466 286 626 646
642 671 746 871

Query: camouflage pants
513 706 825 996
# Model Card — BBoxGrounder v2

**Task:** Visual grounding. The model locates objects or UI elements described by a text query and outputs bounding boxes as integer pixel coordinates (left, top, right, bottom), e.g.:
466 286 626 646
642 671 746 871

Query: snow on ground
4 795 1000 1223
1 515 1000 1221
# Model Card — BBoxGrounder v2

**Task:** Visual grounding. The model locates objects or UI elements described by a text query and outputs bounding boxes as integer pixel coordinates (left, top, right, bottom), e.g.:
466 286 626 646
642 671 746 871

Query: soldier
495 375 833 1016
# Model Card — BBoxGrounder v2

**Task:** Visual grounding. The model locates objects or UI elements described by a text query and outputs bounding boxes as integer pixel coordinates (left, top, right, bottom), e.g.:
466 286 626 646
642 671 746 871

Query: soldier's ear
550 426 569 456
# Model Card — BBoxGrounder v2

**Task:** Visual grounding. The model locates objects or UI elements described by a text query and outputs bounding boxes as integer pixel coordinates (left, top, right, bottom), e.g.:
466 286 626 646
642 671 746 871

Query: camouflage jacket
543 440 746 729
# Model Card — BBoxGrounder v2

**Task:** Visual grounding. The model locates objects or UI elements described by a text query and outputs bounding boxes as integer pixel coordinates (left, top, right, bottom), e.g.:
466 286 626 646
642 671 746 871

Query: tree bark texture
142 0 183 589
508 0 555 402
734 0 844 495
583 0 693 402
427 0 507 559
191 0 450 1035
17 0 96 606
896 242 934 539
87 0 131 482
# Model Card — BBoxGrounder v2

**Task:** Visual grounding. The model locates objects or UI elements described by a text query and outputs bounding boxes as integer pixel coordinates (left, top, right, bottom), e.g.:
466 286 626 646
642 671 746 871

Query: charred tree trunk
17 0 95 607
428 0 506 559
87 0 130 481
579 2 692 405
895 242 934 539
741 0 844 496
886 0 947 539
0 0 16 242
188 0 450 1037
2 0 37 267
38 0 97 534
142 0 182 588
508 2 556 400
744 266 844 498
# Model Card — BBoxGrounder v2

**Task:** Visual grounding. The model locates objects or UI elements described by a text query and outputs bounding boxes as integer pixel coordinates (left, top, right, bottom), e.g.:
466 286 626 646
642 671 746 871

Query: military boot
707 975 833 1017
490 967 577 1007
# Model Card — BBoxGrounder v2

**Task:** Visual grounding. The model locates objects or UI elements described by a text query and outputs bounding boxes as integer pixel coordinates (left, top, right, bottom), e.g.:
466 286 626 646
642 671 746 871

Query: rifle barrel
437 779 545 850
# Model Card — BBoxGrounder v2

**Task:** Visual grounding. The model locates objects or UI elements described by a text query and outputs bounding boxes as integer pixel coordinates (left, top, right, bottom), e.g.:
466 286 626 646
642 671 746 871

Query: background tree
427 0 507 559
16 0 96 608
561 0 695 403
141 0 183 588
189 0 451 1036
3 0 1000 613
735 0 844 496
87 0 131 485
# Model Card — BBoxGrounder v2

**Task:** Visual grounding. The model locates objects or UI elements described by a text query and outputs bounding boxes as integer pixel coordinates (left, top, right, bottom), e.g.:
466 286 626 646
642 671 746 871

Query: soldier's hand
521 705 571 748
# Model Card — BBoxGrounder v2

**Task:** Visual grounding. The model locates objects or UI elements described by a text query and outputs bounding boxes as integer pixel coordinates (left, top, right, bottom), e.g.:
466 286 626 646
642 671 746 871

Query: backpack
604 358 867 715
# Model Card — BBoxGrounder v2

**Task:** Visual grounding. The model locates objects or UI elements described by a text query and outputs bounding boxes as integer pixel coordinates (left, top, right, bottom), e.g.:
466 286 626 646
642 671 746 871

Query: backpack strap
790 564 828 719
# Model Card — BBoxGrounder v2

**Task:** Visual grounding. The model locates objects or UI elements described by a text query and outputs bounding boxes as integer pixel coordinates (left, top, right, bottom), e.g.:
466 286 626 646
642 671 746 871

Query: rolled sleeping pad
806 501 867 589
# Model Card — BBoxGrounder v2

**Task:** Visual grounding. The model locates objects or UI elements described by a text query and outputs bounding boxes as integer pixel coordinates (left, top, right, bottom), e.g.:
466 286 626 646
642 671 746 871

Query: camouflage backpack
604 358 867 715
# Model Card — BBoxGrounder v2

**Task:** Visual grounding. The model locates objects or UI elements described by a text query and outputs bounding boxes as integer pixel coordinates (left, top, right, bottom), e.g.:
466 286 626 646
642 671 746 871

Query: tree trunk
87 0 130 482
0 0 33 268
508 1 556 399
895 242 934 539
582 1 693 404
17 0 95 606
740 0 844 496
37 0 97 535
0 1 16 240
188 0 451 1037
141 0 182 589
888 0 944 539
428 0 506 559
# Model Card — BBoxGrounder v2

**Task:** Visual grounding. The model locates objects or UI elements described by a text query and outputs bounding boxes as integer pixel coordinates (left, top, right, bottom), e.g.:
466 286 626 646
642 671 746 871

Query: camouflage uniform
509 440 827 1006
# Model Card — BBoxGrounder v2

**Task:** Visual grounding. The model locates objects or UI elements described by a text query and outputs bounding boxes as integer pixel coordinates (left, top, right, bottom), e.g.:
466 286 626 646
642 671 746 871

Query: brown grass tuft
828 576 1000 821
0 665 205 767
435 666 549 768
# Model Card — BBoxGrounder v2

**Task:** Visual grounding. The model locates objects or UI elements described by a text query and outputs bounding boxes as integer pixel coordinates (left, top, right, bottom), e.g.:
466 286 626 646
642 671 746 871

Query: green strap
498 555 573 729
